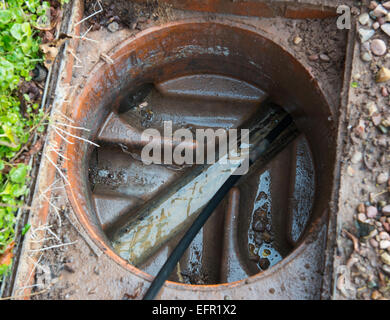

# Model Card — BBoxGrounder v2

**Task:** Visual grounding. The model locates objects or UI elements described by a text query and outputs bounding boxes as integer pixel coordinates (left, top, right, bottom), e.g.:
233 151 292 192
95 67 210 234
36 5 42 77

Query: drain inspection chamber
66 20 339 298
10 1 351 300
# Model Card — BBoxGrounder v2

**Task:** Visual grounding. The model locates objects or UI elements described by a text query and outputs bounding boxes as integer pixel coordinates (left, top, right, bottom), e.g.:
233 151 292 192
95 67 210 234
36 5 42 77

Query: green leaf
10 23 31 41
0 10 13 25
10 183 27 197
9 164 29 184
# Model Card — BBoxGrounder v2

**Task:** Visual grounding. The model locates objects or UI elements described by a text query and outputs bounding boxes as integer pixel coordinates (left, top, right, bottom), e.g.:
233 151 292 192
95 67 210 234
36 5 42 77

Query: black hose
143 114 293 300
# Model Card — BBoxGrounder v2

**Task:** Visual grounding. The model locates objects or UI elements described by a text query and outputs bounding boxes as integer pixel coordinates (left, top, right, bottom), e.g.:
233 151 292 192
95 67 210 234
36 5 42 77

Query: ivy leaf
9 164 29 184
10 183 27 197
10 22 31 41
0 10 13 25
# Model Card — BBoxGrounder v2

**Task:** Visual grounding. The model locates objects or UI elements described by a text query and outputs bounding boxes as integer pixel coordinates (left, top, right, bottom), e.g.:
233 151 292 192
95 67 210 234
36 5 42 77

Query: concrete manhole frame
65 18 336 298
8 0 355 300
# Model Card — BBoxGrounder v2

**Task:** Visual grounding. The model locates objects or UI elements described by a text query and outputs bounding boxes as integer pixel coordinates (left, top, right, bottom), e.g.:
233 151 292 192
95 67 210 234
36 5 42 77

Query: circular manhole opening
65 20 335 289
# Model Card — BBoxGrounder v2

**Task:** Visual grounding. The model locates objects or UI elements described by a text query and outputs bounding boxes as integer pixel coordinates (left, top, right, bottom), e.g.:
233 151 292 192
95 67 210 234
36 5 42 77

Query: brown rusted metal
61 18 337 298
220 188 249 283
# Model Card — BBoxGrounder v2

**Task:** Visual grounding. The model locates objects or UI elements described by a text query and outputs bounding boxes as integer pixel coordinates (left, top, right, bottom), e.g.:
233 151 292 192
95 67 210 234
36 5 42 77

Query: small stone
382 116 390 127
378 124 388 134
372 113 382 126
378 16 386 25
351 151 363 164
308 54 318 61
361 51 373 62
366 101 378 115
367 206 378 218
371 39 387 56
258 258 270 270
381 87 389 97
376 67 390 82
319 54 330 62
357 203 366 213
347 166 355 177
358 213 367 222
384 1 390 10
370 238 379 247
377 172 389 184
383 205 390 216
359 28 375 42
362 41 371 51
139 102 148 109
355 119 366 136
370 1 379 10
380 240 390 249
359 12 371 25
379 200 387 208
381 23 390 36
372 290 382 300
382 264 390 275
293 36 302 45
107 21 119 33
373 5 388 17
353 72 361 81
376 136 388 146
381 252 390 265
373 21 381 29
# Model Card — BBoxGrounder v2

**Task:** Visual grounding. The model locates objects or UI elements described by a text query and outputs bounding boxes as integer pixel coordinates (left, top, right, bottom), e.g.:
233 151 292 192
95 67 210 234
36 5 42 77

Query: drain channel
88 75 314 284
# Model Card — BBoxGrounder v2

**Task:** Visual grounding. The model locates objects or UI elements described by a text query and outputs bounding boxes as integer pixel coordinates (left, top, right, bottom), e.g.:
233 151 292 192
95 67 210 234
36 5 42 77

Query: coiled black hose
143 114 294 300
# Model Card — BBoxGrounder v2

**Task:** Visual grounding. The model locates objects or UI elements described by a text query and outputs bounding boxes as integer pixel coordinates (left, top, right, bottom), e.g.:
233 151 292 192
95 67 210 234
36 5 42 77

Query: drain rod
143 111 297 300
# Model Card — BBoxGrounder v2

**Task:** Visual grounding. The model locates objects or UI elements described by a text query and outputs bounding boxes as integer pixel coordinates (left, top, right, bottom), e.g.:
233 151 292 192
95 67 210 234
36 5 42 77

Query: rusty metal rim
64 18 332 292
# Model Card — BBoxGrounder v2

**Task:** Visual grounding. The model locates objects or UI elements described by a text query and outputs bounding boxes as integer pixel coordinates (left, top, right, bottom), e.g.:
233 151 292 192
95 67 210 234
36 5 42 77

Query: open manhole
65 19 336 295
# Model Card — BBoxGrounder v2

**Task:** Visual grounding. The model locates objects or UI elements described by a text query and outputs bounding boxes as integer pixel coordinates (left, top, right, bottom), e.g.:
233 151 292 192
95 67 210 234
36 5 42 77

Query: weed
0 0 52 277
